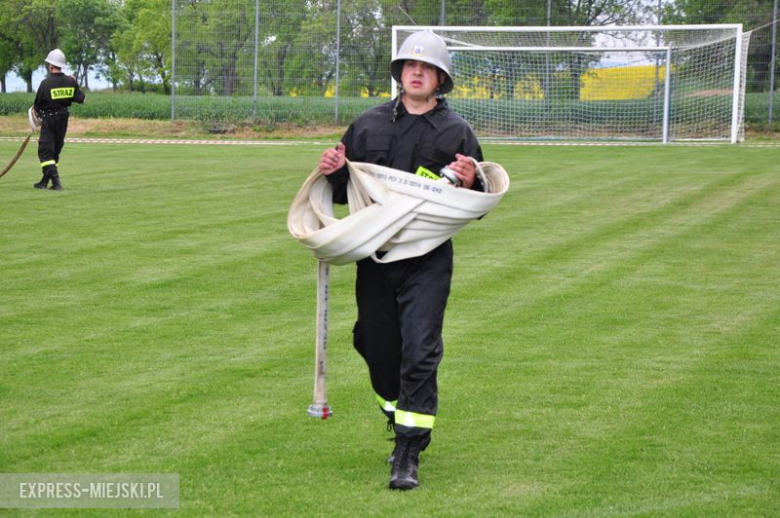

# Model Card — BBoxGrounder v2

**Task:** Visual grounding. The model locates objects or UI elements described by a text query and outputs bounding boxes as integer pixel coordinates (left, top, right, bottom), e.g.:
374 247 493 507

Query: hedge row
0 91 776 131
0 92 375 125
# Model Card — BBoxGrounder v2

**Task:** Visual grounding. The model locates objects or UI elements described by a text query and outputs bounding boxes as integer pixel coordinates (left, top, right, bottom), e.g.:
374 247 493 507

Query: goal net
392 25 750 142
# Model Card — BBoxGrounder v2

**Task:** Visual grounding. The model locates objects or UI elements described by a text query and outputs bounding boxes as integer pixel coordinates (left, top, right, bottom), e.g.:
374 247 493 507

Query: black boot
389 435 425 490
33 172 50 189
388 433 430 464
48 168 63 190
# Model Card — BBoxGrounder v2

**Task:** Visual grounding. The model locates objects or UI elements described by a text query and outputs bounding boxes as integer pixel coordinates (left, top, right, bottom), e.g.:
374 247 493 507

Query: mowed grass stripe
0 141 371 513
0 144 323 457
439 147 778 513
452 148 777 339
1 142 778 515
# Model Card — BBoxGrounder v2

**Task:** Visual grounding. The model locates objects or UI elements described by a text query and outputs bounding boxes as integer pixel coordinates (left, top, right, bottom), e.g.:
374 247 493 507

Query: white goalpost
392 25 750 143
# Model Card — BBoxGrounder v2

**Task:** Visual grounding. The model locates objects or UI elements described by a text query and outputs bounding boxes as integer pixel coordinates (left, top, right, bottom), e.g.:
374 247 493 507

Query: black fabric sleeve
74 85 86 104
33 82 45 110
325 165 349 205
325 124 356 205
463 129 485 193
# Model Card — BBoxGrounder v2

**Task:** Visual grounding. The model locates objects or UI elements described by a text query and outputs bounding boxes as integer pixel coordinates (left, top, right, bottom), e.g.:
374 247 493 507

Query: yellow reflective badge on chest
415 166 440 181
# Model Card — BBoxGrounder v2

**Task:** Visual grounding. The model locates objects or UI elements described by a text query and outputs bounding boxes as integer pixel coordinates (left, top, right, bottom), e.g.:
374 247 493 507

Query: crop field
0 91 778 133
0 139 778 515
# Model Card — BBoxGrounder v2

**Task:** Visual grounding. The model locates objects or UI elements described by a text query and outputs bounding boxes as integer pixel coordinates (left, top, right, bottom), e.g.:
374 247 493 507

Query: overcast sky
4 69 108 93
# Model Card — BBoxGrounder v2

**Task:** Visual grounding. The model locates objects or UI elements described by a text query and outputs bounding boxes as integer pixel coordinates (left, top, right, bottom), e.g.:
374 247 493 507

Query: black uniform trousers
38 112 70 175
352 240 453 437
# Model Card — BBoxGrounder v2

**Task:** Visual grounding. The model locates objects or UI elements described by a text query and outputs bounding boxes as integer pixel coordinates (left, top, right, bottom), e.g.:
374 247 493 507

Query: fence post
253 0 259 123
769 0 778 126
335 0 341 125
544 0 551 113
171 0 176 121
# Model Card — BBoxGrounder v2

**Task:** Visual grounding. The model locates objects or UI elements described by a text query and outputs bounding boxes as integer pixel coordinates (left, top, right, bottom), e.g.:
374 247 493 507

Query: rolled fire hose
287 159 510 265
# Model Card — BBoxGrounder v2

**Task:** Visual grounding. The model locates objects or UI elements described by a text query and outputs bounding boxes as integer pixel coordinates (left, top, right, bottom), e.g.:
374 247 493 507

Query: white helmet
391 30 454 94
45 49 67 69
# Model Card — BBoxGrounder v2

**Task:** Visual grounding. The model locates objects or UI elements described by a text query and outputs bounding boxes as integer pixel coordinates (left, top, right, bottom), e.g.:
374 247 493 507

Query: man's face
400 59 441 99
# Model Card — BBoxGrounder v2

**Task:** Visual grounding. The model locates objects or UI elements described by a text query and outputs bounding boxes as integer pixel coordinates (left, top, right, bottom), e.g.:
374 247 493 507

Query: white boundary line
0 136 778 147
487 141 780 148
0 137 326 146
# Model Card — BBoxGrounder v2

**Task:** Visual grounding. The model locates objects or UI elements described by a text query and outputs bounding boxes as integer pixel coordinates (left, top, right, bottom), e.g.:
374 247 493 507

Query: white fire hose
287 159 510 265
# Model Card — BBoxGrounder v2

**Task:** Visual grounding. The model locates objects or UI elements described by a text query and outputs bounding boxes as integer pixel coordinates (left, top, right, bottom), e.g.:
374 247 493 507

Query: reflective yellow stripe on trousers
375 394 397 413
395 409 435 429
40 160 56 168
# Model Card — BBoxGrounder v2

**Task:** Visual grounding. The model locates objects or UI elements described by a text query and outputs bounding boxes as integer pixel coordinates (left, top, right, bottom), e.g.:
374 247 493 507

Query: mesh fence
171 0 780 136
393 25 747 141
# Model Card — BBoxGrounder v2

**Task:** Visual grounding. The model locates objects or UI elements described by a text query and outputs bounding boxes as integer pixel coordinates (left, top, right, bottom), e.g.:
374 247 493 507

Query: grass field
0 139 778 516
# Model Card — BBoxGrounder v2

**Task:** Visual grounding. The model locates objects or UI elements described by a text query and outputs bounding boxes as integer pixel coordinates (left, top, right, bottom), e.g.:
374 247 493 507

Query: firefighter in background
32 49 85 190
318 30 483 491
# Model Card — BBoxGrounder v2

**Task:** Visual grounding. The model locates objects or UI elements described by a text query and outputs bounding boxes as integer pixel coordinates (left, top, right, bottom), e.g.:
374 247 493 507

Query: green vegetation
0 141 777 515
0 0 669 97
0 0 776 135
0 91 377 124
2 90 778 134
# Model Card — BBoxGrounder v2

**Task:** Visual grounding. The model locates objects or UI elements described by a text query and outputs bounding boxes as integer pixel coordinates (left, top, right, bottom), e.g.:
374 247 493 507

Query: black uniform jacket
327 98 483 204
34 73 85 114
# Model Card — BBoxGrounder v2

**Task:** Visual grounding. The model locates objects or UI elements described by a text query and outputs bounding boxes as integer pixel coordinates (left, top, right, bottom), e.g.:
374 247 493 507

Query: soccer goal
392 25 750 143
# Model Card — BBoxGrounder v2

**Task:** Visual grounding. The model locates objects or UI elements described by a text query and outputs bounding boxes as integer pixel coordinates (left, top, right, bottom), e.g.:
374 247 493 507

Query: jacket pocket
365 135 392 166
414 141 454 171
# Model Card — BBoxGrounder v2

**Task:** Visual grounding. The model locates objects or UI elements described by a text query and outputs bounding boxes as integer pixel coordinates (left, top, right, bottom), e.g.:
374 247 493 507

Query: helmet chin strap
392 86 404 123
391 75 444 123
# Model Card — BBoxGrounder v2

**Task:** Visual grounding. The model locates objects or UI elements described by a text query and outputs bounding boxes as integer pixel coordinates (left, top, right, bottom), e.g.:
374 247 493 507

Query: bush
0 91 171 119
0 91 377 125
1 90 777 133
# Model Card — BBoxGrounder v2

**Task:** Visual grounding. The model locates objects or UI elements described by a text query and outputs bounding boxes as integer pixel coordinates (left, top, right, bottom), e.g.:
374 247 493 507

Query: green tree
340 0 396 97
665 0 778 93
174 0 256 96
479 1 646 100
467 1 550 99
57 0 124 90
0 40 15 92
287 0 338 96
133 0 172 93
441 0 490 25
112 25 144 90
258 0 305 97
115 0 171 93
663 0 743 25
0 7 21 92
2 0 59 92
205 0 253 96
96 1 131 91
